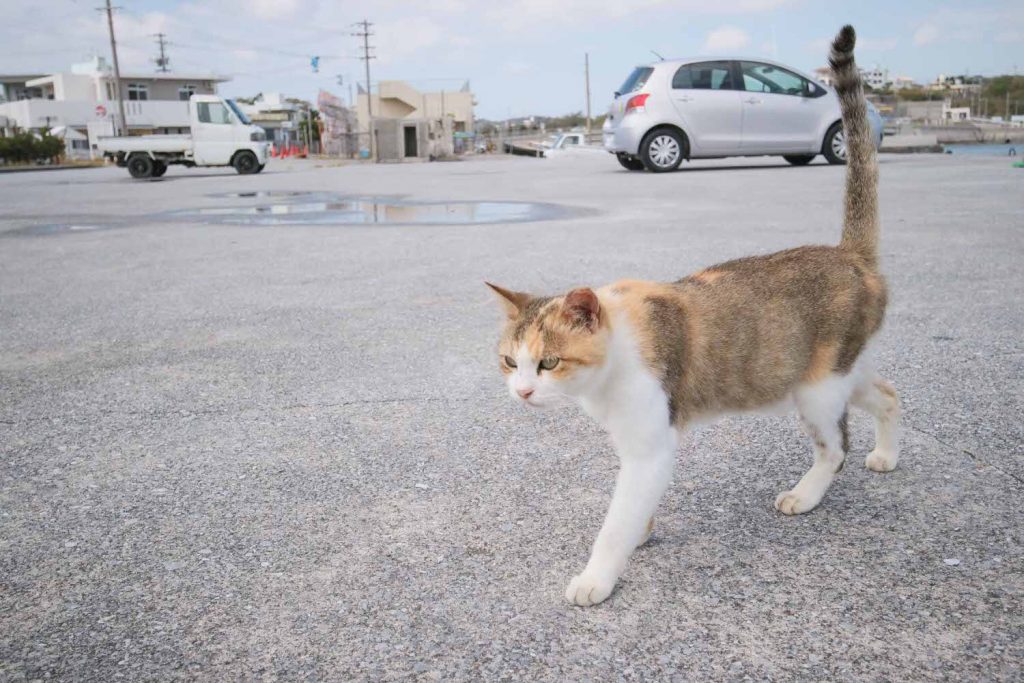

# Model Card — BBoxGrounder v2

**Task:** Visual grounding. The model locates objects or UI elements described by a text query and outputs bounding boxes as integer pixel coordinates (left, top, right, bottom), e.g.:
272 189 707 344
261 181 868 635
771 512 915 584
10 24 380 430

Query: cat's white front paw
865 449 898 472
774 490 816 515
564 572 616 606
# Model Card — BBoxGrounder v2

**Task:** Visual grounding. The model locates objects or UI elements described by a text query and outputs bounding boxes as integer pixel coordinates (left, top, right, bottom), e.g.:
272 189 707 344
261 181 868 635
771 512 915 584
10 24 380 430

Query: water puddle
169 196 574 226
5 223 107 236
206 190 317 199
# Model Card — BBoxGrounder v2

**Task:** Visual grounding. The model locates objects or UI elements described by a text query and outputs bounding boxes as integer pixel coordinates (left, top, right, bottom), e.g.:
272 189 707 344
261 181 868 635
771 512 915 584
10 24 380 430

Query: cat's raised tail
830 25 879 267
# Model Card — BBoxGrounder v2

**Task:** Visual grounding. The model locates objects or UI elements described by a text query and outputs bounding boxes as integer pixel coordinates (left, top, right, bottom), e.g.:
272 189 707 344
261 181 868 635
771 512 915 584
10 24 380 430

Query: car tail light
625 93 649 113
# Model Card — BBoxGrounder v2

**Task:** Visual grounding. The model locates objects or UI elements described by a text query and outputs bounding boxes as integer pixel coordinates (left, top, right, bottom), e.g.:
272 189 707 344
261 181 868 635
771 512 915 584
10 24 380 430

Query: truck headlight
250 129 266 142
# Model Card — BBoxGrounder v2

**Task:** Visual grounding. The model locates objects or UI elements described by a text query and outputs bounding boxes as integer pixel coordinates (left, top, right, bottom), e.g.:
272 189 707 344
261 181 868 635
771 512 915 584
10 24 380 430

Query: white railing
0 98 191 130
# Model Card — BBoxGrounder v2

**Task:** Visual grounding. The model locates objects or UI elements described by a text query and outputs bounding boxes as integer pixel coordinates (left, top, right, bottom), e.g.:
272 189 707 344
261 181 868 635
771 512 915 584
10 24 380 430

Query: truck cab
190 95 265 166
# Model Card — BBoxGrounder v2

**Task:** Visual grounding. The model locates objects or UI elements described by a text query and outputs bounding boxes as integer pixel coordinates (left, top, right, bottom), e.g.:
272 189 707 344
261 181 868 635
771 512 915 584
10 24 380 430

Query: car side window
740 62 812 97
672 61 734 90
197 102 231 124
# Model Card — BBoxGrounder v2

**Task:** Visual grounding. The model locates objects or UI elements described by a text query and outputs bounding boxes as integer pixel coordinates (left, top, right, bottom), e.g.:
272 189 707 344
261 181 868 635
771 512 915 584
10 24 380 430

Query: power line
153 32 169 72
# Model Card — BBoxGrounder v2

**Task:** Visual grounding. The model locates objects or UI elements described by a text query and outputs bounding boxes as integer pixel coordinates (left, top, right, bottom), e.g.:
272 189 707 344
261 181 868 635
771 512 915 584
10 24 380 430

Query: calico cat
487 26 899 606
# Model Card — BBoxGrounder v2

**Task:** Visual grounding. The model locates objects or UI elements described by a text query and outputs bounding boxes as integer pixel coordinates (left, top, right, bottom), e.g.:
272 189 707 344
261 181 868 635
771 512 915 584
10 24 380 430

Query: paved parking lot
1 153 1022 680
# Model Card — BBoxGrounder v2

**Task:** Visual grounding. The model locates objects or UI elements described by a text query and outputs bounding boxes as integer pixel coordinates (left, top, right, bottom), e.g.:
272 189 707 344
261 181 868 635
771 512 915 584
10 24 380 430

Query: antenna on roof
651 50 665 61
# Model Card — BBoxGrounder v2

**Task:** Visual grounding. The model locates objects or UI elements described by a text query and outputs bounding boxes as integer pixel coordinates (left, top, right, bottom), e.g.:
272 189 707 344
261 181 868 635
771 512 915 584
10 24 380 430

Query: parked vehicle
542 132 588 150
96 95 270 178
603 58 884 172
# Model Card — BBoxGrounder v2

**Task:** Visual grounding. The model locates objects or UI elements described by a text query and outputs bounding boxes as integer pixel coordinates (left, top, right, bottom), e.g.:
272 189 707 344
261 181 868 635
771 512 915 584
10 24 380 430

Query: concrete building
356 80 475 158
0 57 228 142
942 104 972 122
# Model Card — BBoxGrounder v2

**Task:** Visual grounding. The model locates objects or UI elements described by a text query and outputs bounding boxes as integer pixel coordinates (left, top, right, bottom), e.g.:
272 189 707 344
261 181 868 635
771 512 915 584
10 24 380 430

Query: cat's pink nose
517 388 534 400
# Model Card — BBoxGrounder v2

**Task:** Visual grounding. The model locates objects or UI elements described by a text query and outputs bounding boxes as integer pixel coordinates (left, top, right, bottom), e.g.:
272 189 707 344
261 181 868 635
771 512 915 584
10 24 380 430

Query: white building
890 76 918 91
859 66 889 90
0 57 228 145
942 104 972 122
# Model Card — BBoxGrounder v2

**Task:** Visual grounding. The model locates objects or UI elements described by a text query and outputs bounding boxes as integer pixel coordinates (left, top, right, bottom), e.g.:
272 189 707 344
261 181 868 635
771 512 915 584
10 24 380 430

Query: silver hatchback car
603 58 883 172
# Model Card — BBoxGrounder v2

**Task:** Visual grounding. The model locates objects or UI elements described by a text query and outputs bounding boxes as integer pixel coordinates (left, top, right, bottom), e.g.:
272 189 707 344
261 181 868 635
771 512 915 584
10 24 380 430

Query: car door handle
676 95 693 103
744 97 762 105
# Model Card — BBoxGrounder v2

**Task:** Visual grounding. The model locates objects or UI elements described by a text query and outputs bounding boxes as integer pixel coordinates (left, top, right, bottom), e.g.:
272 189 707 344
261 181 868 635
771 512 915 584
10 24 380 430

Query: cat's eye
538 357 560 371
503 355 517 368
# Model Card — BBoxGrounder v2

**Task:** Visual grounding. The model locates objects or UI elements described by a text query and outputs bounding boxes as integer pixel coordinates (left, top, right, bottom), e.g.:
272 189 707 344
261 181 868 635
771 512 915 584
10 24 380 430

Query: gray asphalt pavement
1 152 1022 681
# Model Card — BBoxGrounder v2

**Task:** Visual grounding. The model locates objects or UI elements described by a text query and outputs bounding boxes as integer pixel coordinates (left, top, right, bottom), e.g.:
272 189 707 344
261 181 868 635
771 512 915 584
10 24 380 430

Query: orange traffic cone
281 144 290 158
270 143 277 157
301 144 309 158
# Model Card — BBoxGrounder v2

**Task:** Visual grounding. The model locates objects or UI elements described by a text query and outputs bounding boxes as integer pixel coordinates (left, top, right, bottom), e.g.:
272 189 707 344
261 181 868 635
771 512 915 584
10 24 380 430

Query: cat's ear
561 288 601 332
485 282 531 319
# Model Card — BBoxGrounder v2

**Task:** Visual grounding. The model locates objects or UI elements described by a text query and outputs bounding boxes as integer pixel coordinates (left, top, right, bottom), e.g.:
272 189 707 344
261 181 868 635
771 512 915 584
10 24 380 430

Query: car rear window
617 67 654 96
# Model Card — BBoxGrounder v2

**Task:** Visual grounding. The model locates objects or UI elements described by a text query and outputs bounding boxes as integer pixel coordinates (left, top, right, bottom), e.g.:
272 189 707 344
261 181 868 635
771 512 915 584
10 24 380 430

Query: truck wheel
255 163 265 174
127 155 154 179
152 161 168 177
233 151 259 175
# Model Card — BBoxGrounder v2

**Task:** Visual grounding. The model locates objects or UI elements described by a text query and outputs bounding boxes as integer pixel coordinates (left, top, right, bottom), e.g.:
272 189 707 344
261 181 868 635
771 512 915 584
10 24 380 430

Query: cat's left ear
485 282 531 319
561 288 601 332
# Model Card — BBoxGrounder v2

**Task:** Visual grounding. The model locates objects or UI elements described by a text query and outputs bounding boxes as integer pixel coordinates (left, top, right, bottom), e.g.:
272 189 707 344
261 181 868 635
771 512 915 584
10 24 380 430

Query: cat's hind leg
775 374 854 515
851 373 900 472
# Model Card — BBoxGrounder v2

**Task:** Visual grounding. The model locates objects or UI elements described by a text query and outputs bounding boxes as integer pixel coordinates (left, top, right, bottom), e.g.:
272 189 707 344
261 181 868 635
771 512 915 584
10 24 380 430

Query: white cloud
504 61 532 75
373 17 444 63
251 0 303 20
484 0 795 32
994 29 1022 44
858 37 898 51
913 23 940 46
702 26 750 52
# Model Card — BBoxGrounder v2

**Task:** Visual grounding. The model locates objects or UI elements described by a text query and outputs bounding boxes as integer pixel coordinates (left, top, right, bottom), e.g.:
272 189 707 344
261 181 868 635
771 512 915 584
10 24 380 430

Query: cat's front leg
565 426 676 606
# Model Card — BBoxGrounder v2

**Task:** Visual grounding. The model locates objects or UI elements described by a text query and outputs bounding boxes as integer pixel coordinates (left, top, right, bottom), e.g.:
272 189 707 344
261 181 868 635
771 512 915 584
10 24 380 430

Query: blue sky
2 0 1020 119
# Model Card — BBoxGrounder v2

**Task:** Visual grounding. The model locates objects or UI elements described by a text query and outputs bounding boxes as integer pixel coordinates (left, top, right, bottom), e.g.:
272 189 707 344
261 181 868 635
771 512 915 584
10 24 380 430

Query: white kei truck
96 95 271 178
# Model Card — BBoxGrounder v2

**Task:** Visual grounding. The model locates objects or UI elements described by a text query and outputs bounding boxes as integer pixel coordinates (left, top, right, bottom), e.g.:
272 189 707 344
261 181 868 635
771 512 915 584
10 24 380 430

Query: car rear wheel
616 153 645 171
822 123 847 165
640 128 685 173
127 154 154 179
783 154 816 166
233 151 259 175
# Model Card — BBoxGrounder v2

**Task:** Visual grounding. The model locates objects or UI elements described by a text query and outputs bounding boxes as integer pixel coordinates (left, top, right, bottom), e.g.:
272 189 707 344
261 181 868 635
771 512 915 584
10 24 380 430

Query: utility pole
101 0 128 136
584 52 592 135
153 32 170 72
351 20 376 161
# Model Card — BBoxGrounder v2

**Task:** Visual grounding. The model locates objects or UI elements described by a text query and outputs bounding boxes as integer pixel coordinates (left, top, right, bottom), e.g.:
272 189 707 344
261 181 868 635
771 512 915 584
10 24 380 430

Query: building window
127 83 149 101
178 85 196 101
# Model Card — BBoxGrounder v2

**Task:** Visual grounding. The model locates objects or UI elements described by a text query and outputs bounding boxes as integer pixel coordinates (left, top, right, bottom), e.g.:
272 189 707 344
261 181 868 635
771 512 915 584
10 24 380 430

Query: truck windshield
225 99 251 125
617 67 653 97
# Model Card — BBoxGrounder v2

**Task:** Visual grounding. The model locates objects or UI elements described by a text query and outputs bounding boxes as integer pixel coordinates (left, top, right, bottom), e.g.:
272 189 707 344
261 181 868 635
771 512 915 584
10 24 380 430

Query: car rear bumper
603 115 647 156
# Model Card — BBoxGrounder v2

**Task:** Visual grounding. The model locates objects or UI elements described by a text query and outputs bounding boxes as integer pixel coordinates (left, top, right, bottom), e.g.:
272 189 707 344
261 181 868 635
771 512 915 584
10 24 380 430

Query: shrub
0 131 65 164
